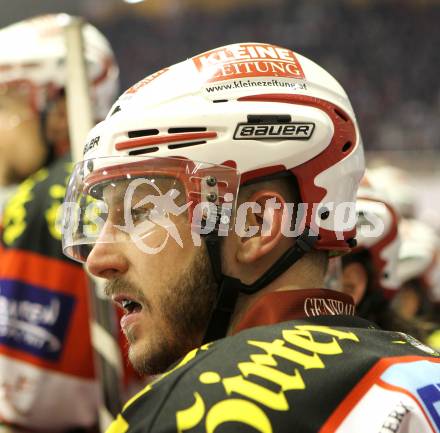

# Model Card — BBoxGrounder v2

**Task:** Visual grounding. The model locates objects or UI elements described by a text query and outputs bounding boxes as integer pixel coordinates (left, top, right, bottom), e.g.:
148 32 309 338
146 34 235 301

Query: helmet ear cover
202 94 360 342
239 93 359 252
353 194 401 296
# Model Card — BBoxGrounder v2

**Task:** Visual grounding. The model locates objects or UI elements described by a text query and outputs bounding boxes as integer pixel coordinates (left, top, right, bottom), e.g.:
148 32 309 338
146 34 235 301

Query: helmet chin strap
202 227 318 343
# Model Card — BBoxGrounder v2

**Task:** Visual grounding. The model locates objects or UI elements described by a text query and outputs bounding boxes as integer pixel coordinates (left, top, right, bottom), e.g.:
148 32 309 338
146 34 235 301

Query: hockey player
0 14 119 431
394 218 439 320
340 178 400 317
63 43 440 432
393 218 440 348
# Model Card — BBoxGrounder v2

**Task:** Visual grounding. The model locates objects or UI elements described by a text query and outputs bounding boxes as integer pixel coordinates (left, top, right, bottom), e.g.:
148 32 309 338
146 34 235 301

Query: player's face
0 85 47 184
86 178 217 375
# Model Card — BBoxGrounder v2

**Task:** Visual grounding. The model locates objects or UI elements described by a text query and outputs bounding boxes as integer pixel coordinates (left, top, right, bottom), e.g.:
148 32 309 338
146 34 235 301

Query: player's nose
86 218 129 279
87 240 129 280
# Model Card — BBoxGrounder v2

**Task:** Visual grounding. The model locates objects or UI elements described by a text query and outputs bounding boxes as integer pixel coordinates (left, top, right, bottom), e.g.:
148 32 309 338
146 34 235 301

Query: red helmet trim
115 131 217 151
241 165 287 184
92 56 114 87
356 196 400 296
238 93 358 251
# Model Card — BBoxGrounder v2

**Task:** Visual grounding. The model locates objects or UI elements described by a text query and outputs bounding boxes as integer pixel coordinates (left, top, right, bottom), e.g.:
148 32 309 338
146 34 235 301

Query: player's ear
341 262 368 305
236 190 285 264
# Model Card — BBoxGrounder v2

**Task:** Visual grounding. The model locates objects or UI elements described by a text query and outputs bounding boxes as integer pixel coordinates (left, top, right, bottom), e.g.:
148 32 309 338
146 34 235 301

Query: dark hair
342 249 428 341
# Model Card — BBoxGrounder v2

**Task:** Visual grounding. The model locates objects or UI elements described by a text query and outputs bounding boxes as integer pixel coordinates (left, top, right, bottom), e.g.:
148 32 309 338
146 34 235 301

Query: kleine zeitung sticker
193 43 305 83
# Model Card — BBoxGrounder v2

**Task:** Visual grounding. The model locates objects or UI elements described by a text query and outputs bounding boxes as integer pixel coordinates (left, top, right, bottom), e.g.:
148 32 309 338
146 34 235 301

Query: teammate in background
339 178 401 319
339 176 430 340
392 219 440 346
368 165 417 219
0 15 119 432
365 165 440 344
63 43 440 432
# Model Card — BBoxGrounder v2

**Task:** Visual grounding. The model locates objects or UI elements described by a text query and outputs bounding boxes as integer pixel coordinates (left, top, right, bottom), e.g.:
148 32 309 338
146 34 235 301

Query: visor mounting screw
207 192 218 202
206 176 217 186
220 215 230 225
87 160 94 172
347 238 357 248
319 208 330 220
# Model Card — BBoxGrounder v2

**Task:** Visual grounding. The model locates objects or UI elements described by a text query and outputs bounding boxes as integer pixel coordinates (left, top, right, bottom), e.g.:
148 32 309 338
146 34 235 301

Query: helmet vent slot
168 127 207 133
128 146 159 156
342 141 352 152
128 129 159 138
168 140 206 150
116 131 217 152
213 99 228 103
334 109 348 122
110 105 121 116
247 114 291 123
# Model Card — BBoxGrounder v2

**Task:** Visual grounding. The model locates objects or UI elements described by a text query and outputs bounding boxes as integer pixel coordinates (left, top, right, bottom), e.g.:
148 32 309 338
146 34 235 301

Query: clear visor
61 156 240 263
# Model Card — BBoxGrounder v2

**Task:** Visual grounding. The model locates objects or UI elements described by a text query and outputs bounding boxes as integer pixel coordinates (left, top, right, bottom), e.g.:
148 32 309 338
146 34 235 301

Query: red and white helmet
0 14 119 119
398 218 439 289
353 175 401 298
66 42 364 261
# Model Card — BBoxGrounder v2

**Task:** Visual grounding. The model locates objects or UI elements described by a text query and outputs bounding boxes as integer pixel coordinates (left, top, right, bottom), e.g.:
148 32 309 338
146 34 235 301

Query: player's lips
112 294 144 330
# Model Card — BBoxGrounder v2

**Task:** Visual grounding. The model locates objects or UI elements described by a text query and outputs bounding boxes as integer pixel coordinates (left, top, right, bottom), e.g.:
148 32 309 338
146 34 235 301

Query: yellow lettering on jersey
172 325 360 432
222 375 289 410
238 361 305 393
176 392 205 433
282 329 344 355
248 338 325 370
2 168 48 245
45 183 67 240
205 399 272 433
293 325 359 343
106 414 129 433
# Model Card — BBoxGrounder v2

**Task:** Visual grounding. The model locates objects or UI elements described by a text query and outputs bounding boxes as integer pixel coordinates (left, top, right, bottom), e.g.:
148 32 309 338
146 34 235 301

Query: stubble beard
120 245 217 376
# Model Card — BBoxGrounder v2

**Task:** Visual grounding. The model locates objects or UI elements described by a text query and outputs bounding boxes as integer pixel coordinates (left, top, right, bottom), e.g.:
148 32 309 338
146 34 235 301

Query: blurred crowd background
2 0 440 153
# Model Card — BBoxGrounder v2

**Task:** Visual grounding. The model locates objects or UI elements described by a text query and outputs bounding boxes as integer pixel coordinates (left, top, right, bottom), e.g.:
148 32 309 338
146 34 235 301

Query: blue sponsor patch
0 279 75 361
381 360 440 430
418 383 440 430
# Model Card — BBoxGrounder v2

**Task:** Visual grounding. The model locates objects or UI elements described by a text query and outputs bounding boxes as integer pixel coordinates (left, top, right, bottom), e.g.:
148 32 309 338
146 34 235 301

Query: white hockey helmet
398 218 439 287
353 175 401 297
0 14 119 120
63 42 364 263
368 165 416 219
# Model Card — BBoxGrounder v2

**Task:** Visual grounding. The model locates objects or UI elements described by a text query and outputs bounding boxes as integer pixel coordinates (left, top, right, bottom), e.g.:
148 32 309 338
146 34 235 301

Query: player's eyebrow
101 179 160 207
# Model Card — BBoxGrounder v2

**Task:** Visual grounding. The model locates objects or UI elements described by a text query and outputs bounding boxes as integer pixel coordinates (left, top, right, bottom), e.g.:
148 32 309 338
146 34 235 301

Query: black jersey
107 315 440 433
0 155 100 430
